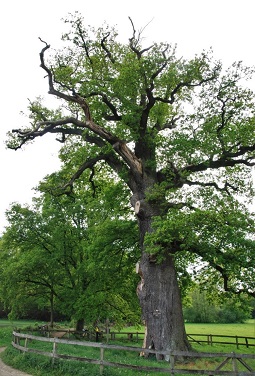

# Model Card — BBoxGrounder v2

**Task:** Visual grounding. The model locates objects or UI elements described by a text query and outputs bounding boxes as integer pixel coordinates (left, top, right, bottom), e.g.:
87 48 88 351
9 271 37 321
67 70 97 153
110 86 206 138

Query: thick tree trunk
137 252 191 359
135 201 191 359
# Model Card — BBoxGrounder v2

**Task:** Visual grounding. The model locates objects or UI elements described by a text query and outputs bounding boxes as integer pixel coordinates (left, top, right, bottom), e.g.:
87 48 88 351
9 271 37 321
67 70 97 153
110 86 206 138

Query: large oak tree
8 15 255 357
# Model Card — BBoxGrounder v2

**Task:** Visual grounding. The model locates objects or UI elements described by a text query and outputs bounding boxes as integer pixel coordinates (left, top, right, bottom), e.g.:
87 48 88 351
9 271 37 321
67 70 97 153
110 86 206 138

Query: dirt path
0 348 32 376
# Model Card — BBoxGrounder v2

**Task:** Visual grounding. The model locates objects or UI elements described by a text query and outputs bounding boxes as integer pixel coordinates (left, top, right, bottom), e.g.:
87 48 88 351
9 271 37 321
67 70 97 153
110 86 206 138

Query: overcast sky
0 0 254 233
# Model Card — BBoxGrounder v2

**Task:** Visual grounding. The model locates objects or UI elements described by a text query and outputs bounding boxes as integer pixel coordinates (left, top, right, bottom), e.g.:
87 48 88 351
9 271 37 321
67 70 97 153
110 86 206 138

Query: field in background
185 320 255 337
0 319 40 328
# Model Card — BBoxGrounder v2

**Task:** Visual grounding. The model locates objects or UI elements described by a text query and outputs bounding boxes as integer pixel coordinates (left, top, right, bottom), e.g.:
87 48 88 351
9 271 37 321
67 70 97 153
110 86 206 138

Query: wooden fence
29 327 255 349
12 331 255 375
187 333 255 349
108 331 255 349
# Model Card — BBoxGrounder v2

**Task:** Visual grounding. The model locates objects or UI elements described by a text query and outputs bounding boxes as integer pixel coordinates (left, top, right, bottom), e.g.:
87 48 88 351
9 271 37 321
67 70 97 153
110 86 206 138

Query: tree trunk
76 318 85 331
49 290 54 328
135 201 191 360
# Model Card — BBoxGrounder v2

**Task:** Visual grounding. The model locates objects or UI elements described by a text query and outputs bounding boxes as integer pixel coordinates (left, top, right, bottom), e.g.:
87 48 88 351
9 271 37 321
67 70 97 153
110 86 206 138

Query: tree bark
135 201 191 360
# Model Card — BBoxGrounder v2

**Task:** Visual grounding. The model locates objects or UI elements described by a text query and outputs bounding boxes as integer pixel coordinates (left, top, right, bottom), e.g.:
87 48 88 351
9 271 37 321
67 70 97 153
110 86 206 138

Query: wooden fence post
209 334 213 346
106 318 110 344
235 336 239 349
245 337 249 348
52 339 57 365
232 352 238 373
15 333 20 352
100 347 104 375
170 354 175 374
24 337 28 352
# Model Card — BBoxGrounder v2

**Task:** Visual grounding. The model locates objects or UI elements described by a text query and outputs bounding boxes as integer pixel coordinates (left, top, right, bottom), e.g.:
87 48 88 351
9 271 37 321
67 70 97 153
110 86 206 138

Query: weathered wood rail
12 331 255 375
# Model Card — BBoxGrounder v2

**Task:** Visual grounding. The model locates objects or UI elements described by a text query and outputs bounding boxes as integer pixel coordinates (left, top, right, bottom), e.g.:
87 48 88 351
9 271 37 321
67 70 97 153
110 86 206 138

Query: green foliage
144 197 255 299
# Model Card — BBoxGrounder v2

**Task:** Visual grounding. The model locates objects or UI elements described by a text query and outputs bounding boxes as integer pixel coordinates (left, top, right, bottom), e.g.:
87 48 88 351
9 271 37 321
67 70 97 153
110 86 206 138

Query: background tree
183 287 252 323
0 175 140 329
0 204 61 325
8 15 255 356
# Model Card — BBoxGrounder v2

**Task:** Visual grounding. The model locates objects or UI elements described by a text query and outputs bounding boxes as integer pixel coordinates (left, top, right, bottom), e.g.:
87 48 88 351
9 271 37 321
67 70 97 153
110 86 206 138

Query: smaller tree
0 175 140 328
0 205 61 325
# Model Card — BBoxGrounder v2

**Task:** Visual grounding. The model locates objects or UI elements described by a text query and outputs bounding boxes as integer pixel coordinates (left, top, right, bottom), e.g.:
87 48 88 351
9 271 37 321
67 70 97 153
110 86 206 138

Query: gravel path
0 348 32 376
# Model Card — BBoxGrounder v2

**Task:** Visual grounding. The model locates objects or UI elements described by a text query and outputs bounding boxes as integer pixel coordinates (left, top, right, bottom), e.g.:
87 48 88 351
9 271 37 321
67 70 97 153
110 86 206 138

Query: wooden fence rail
108 331 255 349
187 334 255 349
12 331 255 375
25 328 255 349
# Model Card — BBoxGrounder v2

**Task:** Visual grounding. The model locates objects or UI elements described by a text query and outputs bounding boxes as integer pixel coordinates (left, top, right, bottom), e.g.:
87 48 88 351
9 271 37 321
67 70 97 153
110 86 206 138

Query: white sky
0 0 254 233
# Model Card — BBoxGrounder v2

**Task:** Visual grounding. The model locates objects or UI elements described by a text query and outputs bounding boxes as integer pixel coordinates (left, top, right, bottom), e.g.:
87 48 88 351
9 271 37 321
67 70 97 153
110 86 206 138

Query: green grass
0 319 42 328
0 319 255 376
185 320 255 338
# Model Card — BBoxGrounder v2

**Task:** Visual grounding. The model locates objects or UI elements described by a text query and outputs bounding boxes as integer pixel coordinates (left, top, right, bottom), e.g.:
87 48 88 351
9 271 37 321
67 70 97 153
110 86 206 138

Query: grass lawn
185 319 255 338
0 319 43 328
